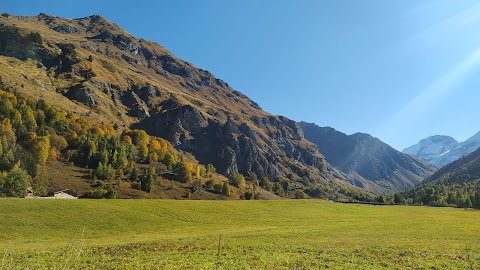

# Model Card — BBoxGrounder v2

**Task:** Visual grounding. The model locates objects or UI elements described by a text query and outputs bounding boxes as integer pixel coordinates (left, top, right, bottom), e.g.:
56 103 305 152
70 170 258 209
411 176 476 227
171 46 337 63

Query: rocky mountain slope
0 13 370 198
299 122 437 194
404 132 480 167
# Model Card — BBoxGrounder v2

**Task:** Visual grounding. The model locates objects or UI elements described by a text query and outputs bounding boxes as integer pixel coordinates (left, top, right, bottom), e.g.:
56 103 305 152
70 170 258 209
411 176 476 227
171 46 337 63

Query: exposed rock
65 84 99 106
132 85 164 106
52 25 78 34
120 91 150 118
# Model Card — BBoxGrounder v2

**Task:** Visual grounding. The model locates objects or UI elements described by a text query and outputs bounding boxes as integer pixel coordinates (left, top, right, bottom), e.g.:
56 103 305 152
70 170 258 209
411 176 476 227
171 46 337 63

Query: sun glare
377 45 480 143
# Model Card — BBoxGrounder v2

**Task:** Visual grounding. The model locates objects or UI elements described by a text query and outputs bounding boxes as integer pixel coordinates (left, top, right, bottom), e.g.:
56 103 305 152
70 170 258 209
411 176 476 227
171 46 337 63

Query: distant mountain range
299 122 437 194
403 132 480 167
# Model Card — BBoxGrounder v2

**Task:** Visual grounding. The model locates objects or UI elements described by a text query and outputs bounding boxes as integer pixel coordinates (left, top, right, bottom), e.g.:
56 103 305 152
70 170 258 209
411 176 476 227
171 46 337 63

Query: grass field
0 199 479 269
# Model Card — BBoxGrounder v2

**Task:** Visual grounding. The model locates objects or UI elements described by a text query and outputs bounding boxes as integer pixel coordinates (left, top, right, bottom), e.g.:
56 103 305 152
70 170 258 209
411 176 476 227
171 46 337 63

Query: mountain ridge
0 12 374 199
404 132 480 167
299 121 437 194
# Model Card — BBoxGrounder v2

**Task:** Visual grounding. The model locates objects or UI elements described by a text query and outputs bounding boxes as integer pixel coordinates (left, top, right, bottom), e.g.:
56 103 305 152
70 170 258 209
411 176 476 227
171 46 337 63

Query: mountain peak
403 132 480 167
419 135 457 145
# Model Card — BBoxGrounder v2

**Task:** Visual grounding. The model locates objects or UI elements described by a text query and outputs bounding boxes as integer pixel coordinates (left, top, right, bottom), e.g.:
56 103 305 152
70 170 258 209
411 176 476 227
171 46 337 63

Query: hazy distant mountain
404 132 480 167
299 122 437 194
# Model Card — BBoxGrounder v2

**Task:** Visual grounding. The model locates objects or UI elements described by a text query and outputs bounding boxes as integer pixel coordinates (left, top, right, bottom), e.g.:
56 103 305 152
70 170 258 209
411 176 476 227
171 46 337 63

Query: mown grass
0 199 479 269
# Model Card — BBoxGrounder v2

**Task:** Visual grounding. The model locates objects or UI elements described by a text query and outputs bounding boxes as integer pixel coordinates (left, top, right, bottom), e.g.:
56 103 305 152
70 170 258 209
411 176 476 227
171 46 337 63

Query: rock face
404 132 480 167
135 104 328 180
0 13 357 194
299 121 437 193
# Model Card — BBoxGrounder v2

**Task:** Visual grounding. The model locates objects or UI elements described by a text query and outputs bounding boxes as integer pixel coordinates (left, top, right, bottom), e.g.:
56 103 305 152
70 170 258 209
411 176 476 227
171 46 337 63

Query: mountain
404 132 480 167
299 122 437 194
0 13 372 199
397 147 480 208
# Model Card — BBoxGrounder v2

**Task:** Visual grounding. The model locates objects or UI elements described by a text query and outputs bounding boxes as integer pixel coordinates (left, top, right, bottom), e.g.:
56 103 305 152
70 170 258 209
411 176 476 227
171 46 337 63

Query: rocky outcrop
136 105 329 181
65 84 99 106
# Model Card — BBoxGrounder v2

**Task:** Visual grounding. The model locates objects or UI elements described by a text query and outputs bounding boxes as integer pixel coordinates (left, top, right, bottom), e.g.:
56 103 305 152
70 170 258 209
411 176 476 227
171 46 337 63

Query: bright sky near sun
2 0 480 151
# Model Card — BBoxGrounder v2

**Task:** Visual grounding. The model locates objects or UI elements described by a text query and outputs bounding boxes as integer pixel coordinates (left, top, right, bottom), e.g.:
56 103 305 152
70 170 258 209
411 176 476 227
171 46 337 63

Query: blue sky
2 0 480 150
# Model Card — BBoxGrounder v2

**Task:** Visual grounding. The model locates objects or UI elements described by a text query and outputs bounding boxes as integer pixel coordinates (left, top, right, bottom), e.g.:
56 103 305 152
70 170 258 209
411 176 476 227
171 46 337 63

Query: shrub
228 172 245 188
244 191 254 200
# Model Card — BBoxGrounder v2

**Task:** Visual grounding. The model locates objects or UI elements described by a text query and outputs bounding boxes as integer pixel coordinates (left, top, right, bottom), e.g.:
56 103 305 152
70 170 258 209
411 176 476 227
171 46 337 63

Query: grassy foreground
0 199 479 269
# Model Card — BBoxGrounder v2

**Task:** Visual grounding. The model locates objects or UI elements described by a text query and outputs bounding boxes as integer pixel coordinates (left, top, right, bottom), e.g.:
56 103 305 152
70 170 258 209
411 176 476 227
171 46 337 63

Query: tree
129 168 139 182
175 161 193 183
394 193 405 204
32 136 50 164
222 181 230 196
32 166 48 196
228 172 245 188
0 167 29 197
138 145 149 161
95 162 115 180
272 183 284 195
163 152 176 169
193 166 201 178
206 163 216 176
141 167 156 192
121 135 132 145
130 129 149 147
205 179 215 191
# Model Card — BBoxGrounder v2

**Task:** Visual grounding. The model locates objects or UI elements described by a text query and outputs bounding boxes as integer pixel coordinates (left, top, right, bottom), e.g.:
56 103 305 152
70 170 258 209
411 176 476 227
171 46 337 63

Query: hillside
0 12 373 199
404 132 480 167
299 121 437 194
397 147 480 208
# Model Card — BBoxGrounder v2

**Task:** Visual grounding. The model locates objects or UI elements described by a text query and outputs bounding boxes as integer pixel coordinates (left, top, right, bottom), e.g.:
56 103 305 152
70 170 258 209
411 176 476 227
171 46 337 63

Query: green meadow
0 199 479 269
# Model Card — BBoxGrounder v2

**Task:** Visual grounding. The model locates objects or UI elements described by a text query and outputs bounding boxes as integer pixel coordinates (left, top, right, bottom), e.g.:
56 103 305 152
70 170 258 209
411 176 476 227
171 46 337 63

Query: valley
0 6 479 269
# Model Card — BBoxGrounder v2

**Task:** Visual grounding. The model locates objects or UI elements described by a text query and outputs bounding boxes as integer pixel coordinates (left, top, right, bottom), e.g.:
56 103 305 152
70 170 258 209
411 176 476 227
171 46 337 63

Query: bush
294 190 307 199
228 172 245 188
244 191 254 200
213 183 223 193
81 189 107 198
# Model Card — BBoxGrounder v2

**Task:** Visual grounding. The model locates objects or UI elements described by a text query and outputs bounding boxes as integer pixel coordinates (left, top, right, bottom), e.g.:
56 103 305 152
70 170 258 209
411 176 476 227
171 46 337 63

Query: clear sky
2 0 480 151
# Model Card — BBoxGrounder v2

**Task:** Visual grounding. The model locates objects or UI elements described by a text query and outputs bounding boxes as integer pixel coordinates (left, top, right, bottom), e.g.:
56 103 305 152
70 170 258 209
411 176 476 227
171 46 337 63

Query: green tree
272 182 284 195
206 163 216 176
222 181 230 196
32 166 48 196
95 162 115 180
0 167 29 197
175 162 193 183
141 167 156 192
228 172 245 188
163 152 176 169
129 168 139 182
32 136 50 164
